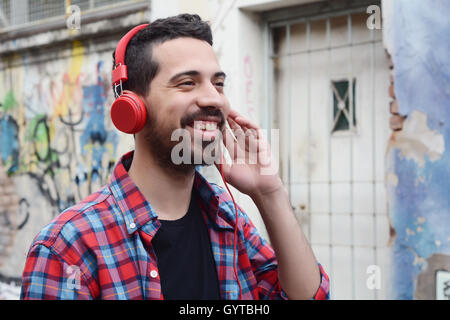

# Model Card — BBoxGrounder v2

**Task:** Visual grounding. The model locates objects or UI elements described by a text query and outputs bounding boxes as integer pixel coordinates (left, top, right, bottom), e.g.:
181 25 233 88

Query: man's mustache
180 108 225 129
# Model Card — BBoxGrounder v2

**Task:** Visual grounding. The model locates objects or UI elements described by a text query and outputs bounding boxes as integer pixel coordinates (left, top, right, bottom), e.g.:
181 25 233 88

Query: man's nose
196 82 225 109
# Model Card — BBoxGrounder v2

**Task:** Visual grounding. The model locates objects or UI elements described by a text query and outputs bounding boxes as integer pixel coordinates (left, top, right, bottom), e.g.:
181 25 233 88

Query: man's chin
169 162 196 174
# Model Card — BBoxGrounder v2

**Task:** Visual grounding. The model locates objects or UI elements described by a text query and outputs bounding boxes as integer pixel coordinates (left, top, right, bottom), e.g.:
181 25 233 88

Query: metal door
267 3 390 299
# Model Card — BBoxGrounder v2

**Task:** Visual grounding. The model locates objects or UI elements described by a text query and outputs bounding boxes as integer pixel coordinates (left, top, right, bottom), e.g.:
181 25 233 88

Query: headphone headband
112 23 149 86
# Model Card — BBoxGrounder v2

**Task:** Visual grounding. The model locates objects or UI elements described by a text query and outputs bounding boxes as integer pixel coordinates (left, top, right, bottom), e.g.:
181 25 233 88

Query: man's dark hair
112 14 213 97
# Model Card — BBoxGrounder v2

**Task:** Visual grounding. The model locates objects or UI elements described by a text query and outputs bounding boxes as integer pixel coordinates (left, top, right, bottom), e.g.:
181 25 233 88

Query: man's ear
136 93 150 111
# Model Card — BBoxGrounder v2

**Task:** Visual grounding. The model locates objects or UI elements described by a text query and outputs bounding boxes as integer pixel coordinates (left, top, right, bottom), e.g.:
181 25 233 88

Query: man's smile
186 120 221 141
181 111 225 141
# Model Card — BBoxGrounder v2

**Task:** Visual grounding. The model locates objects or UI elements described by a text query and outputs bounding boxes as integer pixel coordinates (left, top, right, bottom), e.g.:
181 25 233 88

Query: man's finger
228 110 259 131
231 116 260 137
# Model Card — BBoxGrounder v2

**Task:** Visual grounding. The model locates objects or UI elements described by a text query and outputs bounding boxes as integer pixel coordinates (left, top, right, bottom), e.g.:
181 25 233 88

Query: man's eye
215 82 225 87
179 81 195 86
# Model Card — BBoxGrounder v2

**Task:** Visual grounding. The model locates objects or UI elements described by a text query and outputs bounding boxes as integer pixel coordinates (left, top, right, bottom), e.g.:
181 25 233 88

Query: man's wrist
250 182 288 209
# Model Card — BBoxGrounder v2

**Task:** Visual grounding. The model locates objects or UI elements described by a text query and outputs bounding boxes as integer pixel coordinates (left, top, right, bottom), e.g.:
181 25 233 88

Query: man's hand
218 109 283 200
217 109 324 300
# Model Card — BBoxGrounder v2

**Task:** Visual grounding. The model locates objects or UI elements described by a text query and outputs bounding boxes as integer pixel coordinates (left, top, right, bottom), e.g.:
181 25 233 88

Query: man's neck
128 148 196 221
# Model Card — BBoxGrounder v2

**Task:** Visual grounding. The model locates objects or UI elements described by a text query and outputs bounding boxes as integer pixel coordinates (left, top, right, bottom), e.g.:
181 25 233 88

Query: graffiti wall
0 40 125 278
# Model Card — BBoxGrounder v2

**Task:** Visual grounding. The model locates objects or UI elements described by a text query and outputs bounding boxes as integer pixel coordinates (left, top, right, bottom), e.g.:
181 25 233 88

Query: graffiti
0 162 19 266
26 113 75 213
1 210 14 229
0 112 19 174
79 61 118 193
243 55 255 119
0 198 26 231
16 198 30 230
0 43 118 231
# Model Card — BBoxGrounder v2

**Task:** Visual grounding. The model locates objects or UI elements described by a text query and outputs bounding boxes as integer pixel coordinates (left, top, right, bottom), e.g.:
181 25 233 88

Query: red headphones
111 24 149 134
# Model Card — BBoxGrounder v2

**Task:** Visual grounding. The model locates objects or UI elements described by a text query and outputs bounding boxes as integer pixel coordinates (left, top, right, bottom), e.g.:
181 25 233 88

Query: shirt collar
193 167 236 231
108 151 235 235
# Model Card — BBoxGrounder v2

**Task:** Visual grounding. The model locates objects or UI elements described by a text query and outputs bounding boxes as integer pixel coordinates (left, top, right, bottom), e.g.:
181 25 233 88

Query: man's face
141 37 230 170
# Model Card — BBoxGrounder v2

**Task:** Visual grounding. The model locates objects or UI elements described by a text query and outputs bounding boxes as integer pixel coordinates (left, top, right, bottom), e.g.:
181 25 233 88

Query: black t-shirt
151 189 221 300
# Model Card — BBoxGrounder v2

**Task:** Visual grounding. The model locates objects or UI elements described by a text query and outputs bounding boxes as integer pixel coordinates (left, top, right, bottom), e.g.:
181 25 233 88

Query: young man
21 14 329 300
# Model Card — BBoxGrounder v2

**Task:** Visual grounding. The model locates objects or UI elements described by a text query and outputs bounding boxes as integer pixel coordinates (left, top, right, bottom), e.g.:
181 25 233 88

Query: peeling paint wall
384 0 450 299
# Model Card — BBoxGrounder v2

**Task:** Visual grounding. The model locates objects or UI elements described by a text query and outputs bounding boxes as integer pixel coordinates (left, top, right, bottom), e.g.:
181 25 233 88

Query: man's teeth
193 121 218 131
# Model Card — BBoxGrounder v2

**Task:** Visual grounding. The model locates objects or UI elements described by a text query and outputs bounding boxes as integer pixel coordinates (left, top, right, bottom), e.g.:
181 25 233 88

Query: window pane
290 22 307 53
330 15 348 47
28 0 64 22
71 0 91 11
332 78 356 132
0 0 11 27
309 18 327 50
271 26 287 56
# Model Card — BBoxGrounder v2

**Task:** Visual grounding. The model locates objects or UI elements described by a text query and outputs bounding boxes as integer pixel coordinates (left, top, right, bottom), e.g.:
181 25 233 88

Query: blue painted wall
388 0 450 299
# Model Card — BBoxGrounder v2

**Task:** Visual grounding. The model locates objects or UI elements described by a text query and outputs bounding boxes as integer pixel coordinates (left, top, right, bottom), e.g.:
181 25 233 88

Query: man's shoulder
30 185 114 251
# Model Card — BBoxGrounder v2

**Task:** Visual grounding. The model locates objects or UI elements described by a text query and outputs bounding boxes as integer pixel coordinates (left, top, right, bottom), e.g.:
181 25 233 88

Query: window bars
268 5 387 299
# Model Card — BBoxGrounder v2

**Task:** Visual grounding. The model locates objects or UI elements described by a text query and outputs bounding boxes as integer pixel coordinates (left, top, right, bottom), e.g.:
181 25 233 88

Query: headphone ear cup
111 91 147 134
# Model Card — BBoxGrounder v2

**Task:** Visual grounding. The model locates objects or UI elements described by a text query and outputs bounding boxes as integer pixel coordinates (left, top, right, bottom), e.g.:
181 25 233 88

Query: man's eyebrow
214 71 227 79
168 70 226 83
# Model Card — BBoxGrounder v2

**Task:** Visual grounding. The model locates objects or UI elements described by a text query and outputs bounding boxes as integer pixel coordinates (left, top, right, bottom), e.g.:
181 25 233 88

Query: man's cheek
223 97 231 112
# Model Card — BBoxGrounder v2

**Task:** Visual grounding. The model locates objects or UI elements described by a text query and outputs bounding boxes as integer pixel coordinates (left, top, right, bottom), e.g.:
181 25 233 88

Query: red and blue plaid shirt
21 151 330 300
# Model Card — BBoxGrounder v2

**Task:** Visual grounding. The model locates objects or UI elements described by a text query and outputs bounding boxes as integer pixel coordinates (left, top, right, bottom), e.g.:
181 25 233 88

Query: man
21 14 329 300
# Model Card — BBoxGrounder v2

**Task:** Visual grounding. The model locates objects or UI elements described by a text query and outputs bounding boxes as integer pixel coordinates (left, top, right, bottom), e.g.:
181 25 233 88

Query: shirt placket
138 228 163 300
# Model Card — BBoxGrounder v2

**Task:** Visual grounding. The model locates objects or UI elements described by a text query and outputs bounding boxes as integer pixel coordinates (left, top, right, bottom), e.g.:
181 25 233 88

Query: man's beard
144 108 225 174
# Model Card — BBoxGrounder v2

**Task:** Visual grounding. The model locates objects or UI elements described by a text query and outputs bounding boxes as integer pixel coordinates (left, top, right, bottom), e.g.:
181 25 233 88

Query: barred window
331 78 356 132
0 0 139 29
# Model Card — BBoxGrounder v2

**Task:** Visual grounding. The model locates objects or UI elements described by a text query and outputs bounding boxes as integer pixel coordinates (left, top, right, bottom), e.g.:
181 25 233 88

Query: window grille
267 1 390 300
332 78 356 132
0 0 141 29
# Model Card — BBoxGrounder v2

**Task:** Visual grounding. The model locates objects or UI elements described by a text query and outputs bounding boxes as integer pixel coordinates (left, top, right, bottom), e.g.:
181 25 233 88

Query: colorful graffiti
0 113 19 174
0 41 119 231
243 54 255 120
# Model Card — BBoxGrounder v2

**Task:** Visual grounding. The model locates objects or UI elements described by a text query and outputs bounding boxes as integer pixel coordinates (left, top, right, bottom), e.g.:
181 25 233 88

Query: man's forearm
252 186 321 300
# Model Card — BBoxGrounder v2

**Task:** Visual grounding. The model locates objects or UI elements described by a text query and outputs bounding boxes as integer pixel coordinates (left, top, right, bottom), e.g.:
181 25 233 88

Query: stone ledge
0 2 150 56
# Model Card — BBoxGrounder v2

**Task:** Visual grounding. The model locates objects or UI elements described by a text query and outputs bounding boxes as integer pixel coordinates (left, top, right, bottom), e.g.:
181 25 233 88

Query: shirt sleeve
21 244 92 300
242 214 330 300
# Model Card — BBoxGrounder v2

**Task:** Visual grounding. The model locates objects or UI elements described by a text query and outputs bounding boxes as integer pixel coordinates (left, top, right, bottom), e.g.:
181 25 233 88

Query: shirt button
129 222 136 229
150 270 158 278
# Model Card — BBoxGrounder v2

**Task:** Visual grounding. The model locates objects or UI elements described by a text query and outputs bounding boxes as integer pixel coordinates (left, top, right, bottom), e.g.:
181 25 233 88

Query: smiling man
20 14 329 300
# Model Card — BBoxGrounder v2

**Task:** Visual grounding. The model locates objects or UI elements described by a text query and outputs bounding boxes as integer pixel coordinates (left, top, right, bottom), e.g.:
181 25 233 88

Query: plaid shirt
21 151 330 300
